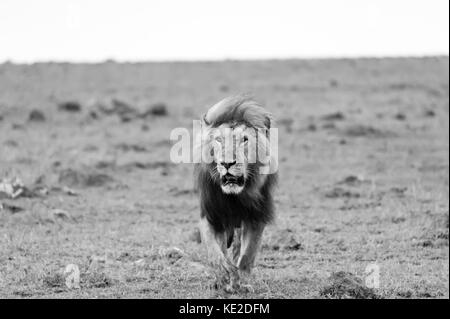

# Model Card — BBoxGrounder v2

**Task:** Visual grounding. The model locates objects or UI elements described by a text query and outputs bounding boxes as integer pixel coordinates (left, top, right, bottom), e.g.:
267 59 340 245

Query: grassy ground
0 57 448 298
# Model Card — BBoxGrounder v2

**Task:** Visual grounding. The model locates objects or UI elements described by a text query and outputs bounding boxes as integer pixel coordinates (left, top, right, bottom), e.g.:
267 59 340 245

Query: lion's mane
194 95 278 235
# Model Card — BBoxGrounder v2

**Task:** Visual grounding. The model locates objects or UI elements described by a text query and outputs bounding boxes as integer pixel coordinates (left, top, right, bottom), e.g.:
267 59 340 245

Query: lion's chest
200 187 267 233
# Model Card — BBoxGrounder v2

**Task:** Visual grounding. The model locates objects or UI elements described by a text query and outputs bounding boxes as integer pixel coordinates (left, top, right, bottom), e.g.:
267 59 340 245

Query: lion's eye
243 136 248 143
215 136 223 143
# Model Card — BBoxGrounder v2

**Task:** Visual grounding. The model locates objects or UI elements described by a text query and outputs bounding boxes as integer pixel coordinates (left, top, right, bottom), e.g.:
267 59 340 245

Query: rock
342 125 395 138
324 187 361 199
115 143 148 152
321 112 345 121
120 161 173 171
160 247 184 263
307 123 317 131
391 216 406 224
90 98 140 122
0 181 15 199
337 175 369 187
424 109 436 117
143 103 168 117
62 186 78 196
52 209 71 221
322 122 336 130
0 202 24 214
111 98 139 122
58 101 82 112
28 109 46 122
284 236 303 251
329 79 339 87
0 177 37 199
85 173 114 187
320 271 379 299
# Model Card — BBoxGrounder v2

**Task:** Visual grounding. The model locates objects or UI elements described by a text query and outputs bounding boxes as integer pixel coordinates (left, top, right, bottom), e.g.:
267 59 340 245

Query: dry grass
0 57 448 298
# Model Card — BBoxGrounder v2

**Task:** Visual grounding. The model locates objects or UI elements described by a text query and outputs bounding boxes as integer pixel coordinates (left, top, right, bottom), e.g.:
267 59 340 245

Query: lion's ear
264 114 272 139
264 115 271 129
202 113 210 126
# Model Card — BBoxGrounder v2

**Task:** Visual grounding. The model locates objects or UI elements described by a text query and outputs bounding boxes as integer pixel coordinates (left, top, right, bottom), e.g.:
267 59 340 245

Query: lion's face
201 121 272 195
194 95 277 196
209 123 252 194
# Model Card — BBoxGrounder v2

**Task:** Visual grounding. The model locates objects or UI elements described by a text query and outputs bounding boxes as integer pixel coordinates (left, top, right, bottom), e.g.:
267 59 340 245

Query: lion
194 95 278 292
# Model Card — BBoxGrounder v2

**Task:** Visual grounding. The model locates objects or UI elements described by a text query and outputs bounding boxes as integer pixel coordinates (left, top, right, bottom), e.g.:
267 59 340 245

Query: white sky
0 0 448 62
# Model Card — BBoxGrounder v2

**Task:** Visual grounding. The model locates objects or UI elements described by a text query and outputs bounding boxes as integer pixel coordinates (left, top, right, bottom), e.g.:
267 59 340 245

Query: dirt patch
341 125 395 138
324 187 361 199
115 143 148 152
121 161 174 171
339 202 381 211
336 175 370 187
89 98 138 122
169 187 196 196
58 169 114 188
89 98 168 122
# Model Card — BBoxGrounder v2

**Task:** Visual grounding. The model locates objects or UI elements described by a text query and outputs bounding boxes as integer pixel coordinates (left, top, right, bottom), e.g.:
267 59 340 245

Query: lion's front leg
199 218 238 291
236 222 265 292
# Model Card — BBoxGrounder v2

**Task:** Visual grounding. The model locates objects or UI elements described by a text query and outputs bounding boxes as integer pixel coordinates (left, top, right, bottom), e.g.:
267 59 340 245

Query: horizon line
1 54 448 65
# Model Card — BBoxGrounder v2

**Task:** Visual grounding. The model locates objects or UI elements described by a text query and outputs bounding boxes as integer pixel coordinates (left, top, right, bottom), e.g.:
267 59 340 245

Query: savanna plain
0 57 448 298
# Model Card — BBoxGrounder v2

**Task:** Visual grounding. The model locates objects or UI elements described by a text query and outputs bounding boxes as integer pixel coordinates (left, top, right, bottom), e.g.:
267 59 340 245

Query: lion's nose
220 161 236 169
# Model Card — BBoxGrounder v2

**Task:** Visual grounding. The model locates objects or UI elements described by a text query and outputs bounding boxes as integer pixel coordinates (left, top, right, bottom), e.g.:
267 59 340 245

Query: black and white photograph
0 0 448 302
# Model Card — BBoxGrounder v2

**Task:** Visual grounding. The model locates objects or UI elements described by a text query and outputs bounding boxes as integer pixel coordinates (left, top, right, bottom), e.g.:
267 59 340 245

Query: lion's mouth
221 174 245 187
